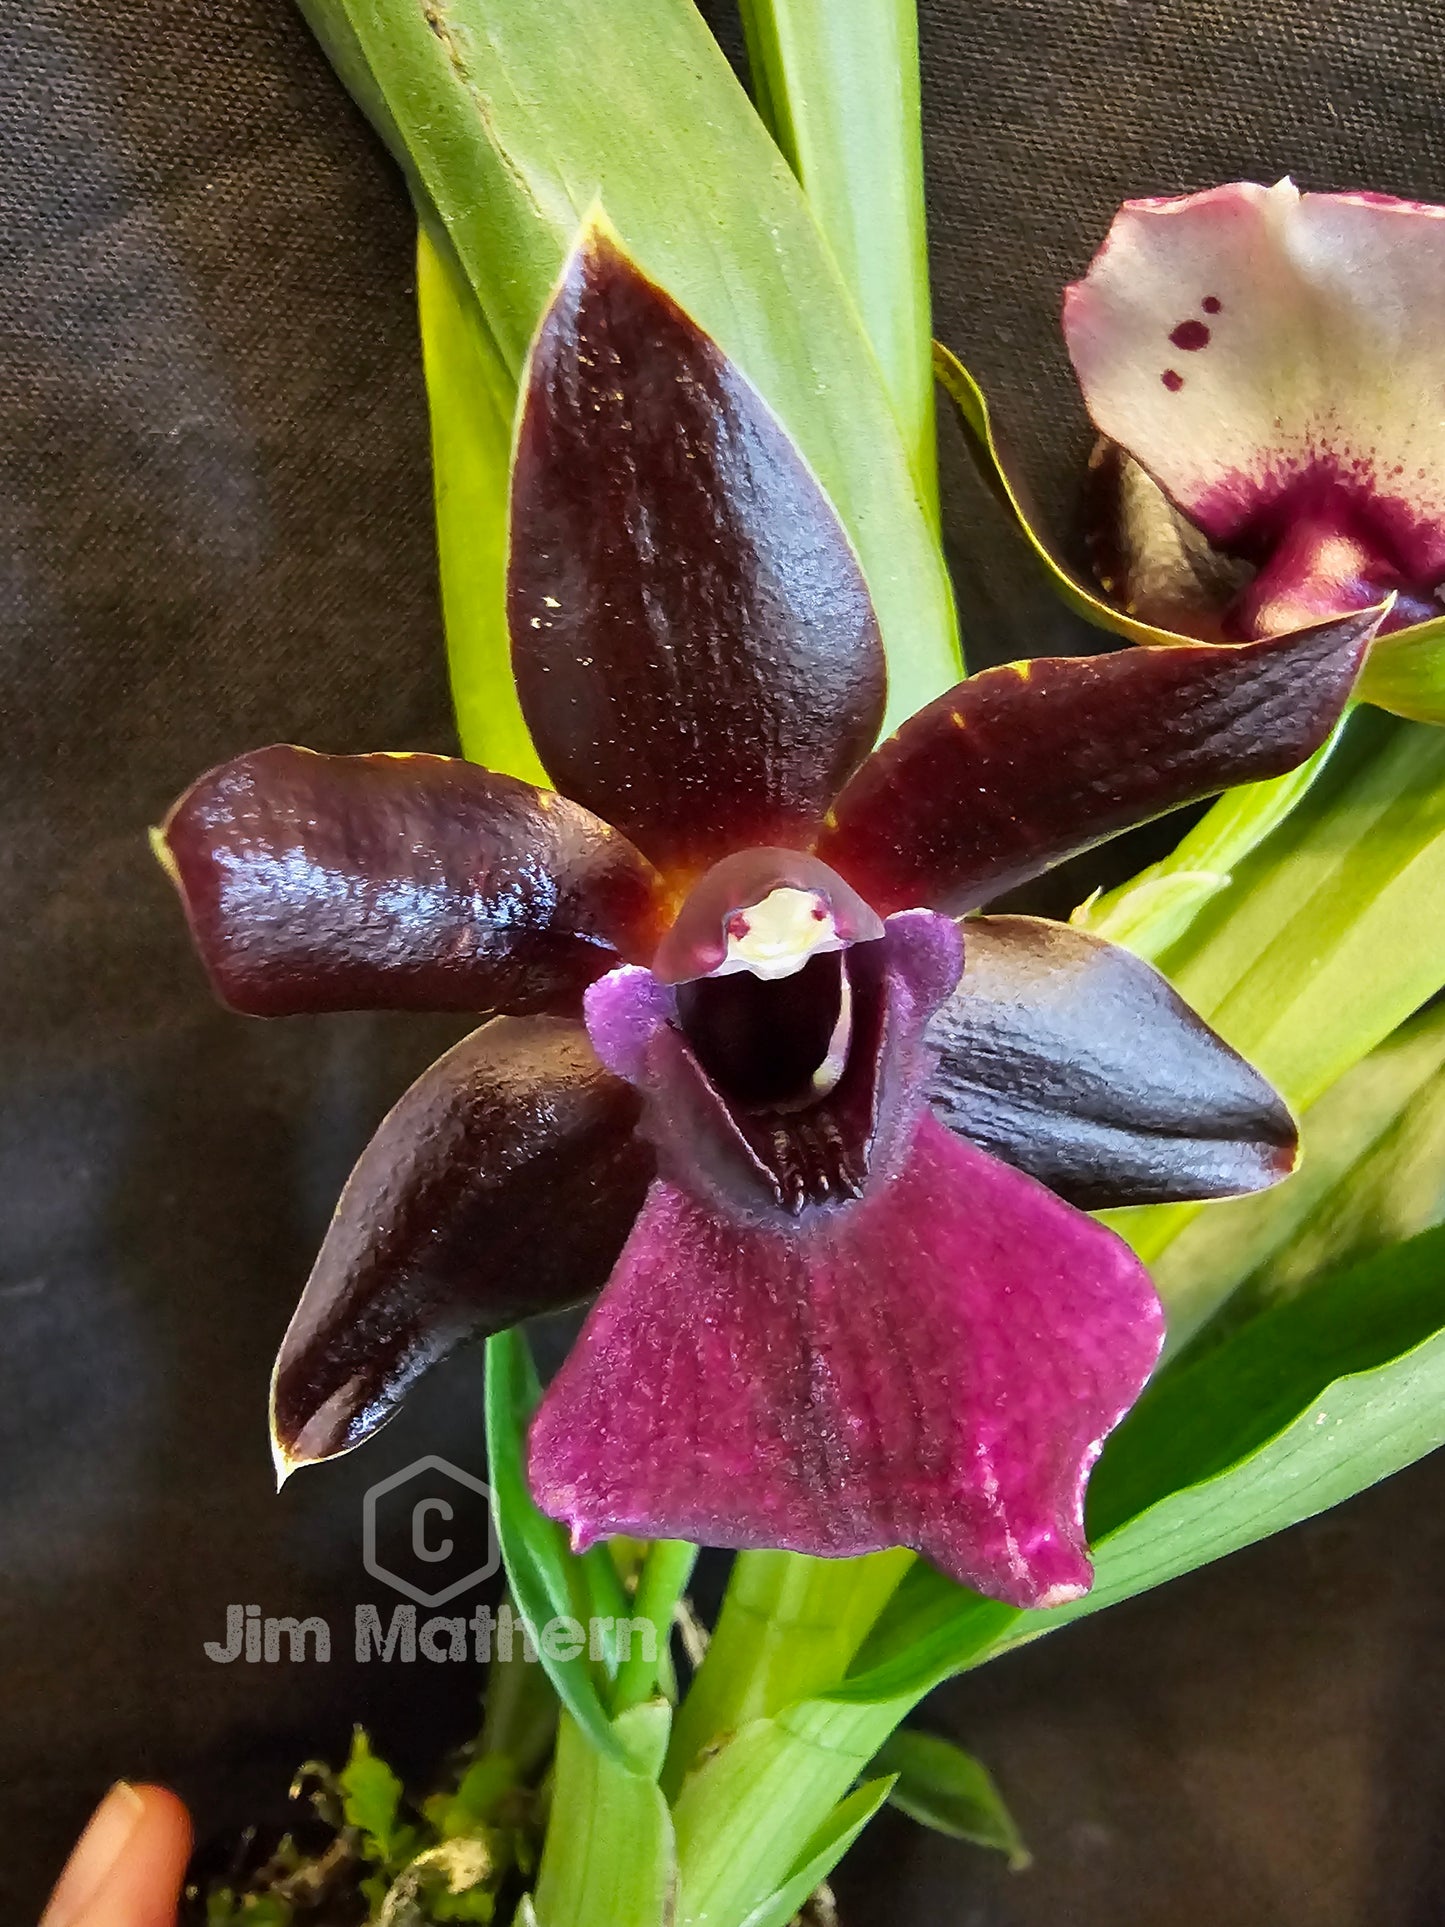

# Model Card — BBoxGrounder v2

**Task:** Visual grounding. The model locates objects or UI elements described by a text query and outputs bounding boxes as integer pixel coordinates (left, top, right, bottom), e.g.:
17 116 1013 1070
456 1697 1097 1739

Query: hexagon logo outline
362 1453 501 1607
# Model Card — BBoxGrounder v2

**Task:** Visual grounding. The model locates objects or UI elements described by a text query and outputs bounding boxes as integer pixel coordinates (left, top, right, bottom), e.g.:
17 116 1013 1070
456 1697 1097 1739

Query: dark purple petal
159 745 667 1017
528 1113 1163 1607
507 222 886 876
815 608 1381 916
928 916 1296 1207
272 1016 652 1472
584 910 962 1219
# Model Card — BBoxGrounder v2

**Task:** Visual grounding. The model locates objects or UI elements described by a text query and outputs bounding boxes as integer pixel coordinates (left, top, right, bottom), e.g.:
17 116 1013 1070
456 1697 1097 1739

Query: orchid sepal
928 916 1297 1208
816 604 1382 917
270 1016 652 1474
158 746 668 1019
508 218 887 878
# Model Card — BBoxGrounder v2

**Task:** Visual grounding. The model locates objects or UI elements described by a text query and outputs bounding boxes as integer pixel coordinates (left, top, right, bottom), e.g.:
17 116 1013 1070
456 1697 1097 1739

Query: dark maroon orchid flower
157 221 1381 1608
1065 180 1445 651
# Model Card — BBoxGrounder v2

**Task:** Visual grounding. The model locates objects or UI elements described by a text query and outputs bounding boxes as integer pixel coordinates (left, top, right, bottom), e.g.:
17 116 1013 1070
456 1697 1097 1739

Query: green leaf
300 0 961 733
434 1755 516 1839
1075 721 1347 964
532 1709 676 1927
1102 706 1445 1287
1358 609 1445 723
417 222 545 778
1023 1223 1445 1639
851 1223 1445 1694
483 1329 629 1767
611 1539 696 1716
338 1727 413 1871
664 1547 911 1793
1152 709 1445 1109
673 1705 896 1927
733 1778 896 1927
1149 1000 1445 1354
873 1730 1029 1869
739 0 936 524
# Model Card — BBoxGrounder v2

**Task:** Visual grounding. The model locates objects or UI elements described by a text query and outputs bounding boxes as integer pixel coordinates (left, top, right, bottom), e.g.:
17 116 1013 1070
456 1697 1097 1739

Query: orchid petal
928 916 1296 1207
159 745 666 1017
528 1114 1163 1607
815 607 1381 916
271 1016 652 1472
508 221 886 876
1064 182 1445 628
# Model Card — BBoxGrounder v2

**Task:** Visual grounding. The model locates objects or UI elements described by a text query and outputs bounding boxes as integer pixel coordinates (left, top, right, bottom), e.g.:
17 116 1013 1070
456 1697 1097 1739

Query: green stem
664 1547 911 1794
479 1595 559 1778
612 1540 698 1714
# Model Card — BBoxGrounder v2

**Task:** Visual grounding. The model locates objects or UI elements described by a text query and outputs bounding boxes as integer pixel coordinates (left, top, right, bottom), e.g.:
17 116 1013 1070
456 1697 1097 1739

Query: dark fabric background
4 1 1445 1919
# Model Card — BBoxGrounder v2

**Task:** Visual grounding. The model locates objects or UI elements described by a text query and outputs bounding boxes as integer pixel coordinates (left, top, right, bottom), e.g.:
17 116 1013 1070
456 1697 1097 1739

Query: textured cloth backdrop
4 2 1445 1920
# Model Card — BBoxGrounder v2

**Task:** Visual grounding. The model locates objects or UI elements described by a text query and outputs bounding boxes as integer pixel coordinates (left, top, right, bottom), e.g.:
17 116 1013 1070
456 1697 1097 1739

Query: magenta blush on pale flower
1065 179 1445 640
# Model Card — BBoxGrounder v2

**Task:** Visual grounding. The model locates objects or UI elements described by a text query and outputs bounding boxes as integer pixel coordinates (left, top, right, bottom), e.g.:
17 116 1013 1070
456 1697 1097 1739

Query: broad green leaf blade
1104 706 1445 1281
873 1730 1029 1869
302 0 962 729
417 223 544 779
1358 608 1445 722
733 1778 895 1927
1150 1001 1445 1353
483 1329 628 1766
1075 721 1347 963
739 0 936 524
533 1708 676 1927
673 1706 896 1927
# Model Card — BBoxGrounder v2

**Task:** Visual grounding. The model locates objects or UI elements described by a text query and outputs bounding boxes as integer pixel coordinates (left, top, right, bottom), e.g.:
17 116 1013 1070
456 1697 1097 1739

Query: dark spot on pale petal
1170 319 1211 351
1202 295 1222 314
1162 369 1184 392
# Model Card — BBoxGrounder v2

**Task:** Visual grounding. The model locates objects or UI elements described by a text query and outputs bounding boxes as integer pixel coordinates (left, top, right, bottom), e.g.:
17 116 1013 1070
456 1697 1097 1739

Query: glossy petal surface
508 224 886 876
160 745 666 1016
1065 182 1445 633
529 1113 1163 1606
928 916 1296 1207
816 609 1379 915
272 1016 652 1469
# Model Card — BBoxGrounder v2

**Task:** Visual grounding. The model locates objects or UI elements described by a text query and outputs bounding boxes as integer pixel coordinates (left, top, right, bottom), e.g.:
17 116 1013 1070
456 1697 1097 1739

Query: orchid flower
156 223 1381 1610
1065 180 1445 650
938 179 1440 723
